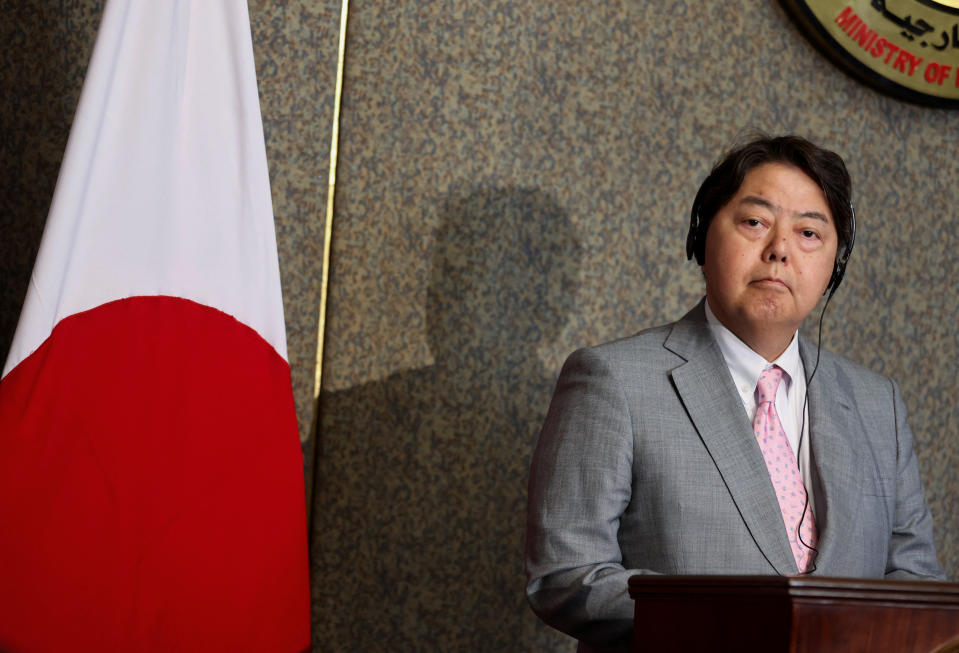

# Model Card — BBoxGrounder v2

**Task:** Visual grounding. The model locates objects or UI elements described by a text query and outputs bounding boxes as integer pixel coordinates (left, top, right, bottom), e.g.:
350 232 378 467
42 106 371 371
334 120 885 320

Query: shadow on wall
0 3 103 365
311 187 583 651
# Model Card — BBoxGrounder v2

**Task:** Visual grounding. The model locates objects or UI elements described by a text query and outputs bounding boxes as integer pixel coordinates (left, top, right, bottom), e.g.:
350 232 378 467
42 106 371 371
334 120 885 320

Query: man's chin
738 300 805 333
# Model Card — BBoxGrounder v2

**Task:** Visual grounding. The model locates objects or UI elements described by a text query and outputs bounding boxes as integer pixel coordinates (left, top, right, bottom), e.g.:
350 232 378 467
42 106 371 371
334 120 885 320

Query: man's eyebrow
738 195 830 223
798 210 831 223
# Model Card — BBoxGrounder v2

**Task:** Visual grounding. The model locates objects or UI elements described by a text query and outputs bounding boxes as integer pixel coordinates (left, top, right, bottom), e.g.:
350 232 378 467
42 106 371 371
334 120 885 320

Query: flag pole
307 0 350 537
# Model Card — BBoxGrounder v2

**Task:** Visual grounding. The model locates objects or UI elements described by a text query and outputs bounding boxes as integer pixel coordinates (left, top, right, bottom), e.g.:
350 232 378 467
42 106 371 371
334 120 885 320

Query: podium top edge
627 575 959 604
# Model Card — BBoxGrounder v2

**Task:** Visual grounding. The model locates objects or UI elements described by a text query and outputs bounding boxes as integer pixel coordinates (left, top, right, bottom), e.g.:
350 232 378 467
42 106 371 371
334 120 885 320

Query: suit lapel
665 302 797 574
800 342 865 573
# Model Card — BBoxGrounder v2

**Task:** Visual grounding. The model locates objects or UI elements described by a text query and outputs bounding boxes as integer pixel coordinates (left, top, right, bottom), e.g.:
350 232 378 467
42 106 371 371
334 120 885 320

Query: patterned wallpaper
313 1 959 650
2 1 957 652
1 0 102 373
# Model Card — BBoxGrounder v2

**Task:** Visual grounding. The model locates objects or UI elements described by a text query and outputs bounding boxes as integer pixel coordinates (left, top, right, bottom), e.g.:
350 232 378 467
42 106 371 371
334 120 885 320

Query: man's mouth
752 277 789 290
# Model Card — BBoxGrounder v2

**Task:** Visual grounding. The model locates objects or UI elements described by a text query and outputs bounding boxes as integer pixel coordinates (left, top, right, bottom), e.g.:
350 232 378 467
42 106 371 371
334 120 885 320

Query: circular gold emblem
779 0 959 107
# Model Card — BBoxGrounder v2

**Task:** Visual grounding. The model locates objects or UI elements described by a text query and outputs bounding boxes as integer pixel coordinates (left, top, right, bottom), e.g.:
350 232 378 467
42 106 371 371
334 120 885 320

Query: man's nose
763 225 789 263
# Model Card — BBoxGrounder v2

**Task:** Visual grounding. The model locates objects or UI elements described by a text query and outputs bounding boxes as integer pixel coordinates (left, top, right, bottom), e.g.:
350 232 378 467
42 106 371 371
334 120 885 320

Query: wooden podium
628 575 959 652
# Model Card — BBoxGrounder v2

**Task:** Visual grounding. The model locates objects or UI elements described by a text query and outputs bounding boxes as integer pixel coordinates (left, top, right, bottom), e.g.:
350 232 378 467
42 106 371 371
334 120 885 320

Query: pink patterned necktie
753 366 817 572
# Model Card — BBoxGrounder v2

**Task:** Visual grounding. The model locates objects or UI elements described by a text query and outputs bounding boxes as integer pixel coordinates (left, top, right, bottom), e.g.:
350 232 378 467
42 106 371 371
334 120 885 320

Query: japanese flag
0 1 310 650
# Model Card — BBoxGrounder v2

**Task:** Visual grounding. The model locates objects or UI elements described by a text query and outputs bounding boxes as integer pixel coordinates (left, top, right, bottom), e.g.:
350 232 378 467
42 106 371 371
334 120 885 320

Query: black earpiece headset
685 188 856 295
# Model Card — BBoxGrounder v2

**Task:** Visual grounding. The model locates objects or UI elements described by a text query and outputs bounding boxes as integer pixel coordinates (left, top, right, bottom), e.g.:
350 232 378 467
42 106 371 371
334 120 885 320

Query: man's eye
801 229 820 239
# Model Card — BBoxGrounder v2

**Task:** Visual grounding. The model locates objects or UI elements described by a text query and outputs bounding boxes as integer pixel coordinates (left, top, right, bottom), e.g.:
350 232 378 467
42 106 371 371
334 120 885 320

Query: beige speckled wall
313 1 959 650
1 1 957 652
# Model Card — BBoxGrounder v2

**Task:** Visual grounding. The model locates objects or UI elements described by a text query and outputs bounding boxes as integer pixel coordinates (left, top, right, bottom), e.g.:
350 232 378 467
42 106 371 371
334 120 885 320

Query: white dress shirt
704 299 816 514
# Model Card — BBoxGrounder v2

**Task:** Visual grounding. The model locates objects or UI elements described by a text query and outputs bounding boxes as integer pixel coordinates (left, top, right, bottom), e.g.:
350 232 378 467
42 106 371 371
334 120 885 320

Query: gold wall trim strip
307 0 349 528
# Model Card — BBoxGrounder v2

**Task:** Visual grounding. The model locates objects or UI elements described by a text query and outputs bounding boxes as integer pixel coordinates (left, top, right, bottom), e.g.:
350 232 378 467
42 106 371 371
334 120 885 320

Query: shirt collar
703 297 802 395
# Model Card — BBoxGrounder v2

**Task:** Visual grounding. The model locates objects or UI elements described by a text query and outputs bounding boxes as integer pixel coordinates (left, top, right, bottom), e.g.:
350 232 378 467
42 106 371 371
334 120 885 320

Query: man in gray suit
525 135 945 651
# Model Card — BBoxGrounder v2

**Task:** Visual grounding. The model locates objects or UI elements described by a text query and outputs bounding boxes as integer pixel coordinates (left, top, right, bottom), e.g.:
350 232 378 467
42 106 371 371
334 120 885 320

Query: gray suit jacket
525 301 944 651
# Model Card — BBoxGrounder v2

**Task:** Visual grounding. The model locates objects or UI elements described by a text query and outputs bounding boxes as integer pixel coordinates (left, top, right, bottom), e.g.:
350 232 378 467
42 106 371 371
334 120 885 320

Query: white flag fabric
0 1 311 650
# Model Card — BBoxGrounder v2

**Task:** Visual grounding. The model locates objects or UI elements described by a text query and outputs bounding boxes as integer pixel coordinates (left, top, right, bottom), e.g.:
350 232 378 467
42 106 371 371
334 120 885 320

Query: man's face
702 162 838 355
